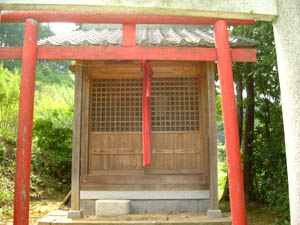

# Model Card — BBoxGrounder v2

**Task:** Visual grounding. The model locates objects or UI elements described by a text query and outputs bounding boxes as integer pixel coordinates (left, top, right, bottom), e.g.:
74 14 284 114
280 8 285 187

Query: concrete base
207 209 223 218
81 199 210 215
96 200 131 217
132 200 210 214
81 190 209 200
67 210 83 218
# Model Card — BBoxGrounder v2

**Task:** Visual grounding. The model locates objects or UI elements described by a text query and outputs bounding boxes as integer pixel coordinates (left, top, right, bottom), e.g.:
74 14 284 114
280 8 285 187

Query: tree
0 22 70 72
220 22 287 217
243 69 255 200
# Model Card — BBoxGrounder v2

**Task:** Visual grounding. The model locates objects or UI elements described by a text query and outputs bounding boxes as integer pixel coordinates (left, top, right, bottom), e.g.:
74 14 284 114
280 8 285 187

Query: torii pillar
273 0 300 224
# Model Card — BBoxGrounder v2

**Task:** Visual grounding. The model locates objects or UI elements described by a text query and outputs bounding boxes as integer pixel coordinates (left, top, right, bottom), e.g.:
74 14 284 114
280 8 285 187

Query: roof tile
38 26 258 47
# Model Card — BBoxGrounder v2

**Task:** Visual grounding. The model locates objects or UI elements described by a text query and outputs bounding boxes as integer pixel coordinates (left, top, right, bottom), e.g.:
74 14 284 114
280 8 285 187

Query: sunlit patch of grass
0 199 62 224
217 143 227 200
220 201 281 225
30 200 62 218
218 161 227 199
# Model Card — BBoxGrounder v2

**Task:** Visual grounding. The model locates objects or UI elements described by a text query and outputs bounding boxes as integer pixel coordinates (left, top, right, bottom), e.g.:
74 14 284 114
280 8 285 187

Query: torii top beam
0 0 278 21
1 11 254 25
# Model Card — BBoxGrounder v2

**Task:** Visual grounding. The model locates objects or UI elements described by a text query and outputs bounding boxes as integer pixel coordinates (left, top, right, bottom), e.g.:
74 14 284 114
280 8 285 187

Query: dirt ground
0 200 280 225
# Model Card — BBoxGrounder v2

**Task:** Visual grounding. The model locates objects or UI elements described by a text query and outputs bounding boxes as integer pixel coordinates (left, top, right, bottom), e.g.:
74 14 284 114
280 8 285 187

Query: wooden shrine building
0 11 257 225
39 24 257 215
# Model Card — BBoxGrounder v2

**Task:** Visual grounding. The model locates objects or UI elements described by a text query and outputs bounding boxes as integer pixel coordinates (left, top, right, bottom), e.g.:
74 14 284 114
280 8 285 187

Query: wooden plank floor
38 210 232 225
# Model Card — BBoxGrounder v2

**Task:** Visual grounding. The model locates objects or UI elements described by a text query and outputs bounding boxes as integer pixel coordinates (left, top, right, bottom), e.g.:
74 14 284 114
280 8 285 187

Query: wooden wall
73 60 213 191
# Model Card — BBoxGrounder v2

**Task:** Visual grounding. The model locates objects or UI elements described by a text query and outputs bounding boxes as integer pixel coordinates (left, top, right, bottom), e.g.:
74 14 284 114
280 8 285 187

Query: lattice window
90 77 200 132
91 78 143 132
151 77 200 131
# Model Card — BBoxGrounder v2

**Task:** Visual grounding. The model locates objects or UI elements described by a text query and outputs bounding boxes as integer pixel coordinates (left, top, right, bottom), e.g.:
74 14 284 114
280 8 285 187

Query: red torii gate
0 11 257 225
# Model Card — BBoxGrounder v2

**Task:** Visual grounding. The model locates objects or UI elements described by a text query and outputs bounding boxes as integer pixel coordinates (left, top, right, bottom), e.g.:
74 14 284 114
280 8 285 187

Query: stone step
96 200 131 217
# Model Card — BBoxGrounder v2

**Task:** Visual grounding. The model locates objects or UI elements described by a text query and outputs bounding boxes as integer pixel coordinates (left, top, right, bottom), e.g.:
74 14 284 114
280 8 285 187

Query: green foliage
33 72 74 188
0 65 20 143
0 142 15 209
0 22 71 73
33 119 73 184
217 143 227 199
35 63 74 88
230 22 289 222
0 23 55 71
34 84 74 128
253 112 288 220
0 61 74 217
0 22 74 216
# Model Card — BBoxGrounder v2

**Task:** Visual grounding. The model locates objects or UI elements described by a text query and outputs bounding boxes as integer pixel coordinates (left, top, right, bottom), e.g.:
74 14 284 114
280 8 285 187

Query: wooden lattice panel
151 77 200 131
91 78 143 132
91 77 200 132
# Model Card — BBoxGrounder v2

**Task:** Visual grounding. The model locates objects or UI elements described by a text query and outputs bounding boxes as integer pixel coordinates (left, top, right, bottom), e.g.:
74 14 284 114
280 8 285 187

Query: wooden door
81 62 209 191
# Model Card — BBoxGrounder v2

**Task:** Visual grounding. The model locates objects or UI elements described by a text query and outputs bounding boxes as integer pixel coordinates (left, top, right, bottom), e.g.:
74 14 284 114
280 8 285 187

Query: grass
0 200 62 225
220 201 280 225
218 160 227 199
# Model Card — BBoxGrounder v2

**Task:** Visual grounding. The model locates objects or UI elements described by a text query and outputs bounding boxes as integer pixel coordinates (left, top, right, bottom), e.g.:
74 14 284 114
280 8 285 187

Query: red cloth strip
141 61 153 166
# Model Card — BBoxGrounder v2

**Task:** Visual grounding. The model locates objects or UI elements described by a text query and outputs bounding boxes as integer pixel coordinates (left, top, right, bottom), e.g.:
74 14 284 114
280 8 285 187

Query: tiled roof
38 25 258 47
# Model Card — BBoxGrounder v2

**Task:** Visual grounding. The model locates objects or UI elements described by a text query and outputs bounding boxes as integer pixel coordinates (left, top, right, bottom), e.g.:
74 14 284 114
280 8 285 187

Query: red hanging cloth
141 60 153 166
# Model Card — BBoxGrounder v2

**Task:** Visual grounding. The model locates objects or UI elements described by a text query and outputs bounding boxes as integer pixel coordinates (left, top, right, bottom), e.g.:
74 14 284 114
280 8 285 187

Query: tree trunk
265 97 271 150
243 73 255 201
236 79 244 144
221 78 243 201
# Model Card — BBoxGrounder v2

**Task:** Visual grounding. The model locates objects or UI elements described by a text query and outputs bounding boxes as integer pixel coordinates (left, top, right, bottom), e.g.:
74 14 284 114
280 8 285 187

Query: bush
33 119 73 185
252 103 289 222
0 65 20 143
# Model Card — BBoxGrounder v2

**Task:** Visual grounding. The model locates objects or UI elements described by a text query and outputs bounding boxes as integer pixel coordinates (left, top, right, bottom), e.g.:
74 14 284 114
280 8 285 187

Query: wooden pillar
14 18 38 225
80 66 90 185
214 20 247 225
122 24 136 47
206 62 219 210
69 63 83 218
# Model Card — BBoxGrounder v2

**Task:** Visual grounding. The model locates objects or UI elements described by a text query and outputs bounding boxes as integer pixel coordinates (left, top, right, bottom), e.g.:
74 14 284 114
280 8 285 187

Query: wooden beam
206 62 219 211
38 46 217 61
0 46 257 62
122 24 136 47
231 48 257 62
71 63 83 212
198 62 209 192
0 47 23 60
1 11 254 25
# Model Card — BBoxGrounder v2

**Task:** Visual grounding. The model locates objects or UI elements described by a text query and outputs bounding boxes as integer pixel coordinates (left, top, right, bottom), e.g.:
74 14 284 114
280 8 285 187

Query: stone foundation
80 190 210 215
81 199 210 215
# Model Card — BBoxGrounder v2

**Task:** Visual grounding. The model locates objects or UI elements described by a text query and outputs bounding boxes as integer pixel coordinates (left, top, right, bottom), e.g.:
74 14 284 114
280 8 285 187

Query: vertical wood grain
199 62 209 177
71 62 83 210
206 62 219 210
80 66 90 184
